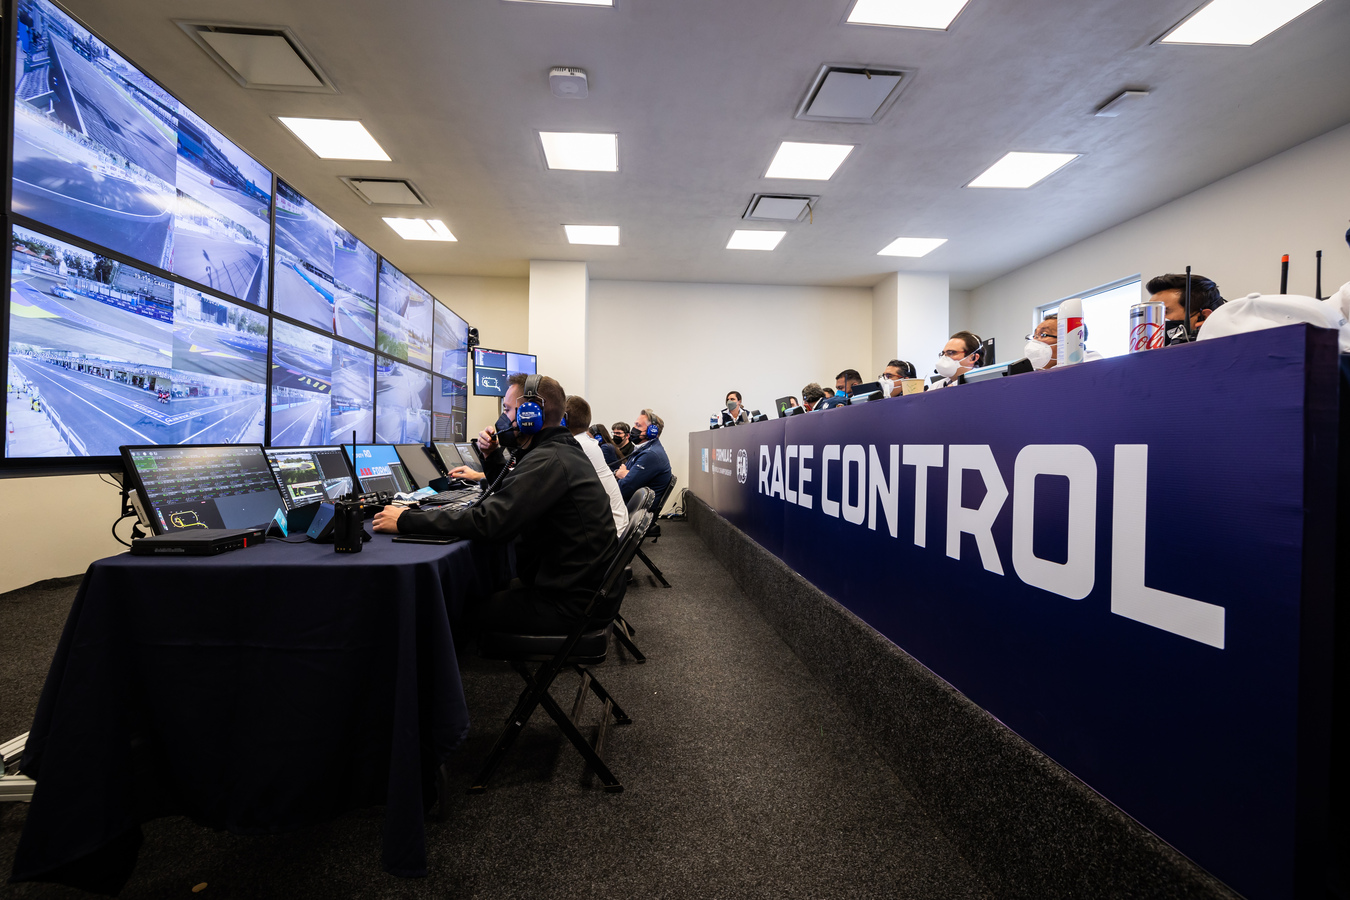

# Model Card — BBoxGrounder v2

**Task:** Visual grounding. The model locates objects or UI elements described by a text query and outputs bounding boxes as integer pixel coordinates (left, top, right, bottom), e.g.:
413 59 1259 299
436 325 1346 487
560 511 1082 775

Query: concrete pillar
527 260 588 398
873 272 949 377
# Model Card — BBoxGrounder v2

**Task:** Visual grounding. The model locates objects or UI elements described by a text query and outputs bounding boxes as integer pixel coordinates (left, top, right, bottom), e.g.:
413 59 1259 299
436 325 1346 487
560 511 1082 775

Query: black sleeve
398 446 568 540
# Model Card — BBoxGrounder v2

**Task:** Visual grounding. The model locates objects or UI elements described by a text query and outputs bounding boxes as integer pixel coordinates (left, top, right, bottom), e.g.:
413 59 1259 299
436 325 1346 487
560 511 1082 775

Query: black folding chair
468 509 655 794
633 475 678 589
611 489 656 664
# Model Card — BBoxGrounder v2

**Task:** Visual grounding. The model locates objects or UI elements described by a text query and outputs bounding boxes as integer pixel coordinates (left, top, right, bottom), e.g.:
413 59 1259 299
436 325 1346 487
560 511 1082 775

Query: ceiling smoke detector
549 67 589 99
795 64 912 124
177 23 336 93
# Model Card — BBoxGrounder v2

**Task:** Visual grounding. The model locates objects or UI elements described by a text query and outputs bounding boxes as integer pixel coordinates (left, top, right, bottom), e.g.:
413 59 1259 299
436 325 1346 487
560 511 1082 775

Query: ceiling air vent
795 64 913 124
177 23 337 93
341 178 427 207
743 194 818 223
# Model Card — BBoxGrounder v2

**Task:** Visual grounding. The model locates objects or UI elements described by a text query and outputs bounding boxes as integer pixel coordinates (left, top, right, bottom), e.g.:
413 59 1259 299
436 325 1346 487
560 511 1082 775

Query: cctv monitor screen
376 260 433 368
343 443 414 495
394 443 444 489
375 358 431 443
122 444 284 534
454 442 483 473
473 347 537 397
432 441 463 472
263 445 353 511
432 299 469 384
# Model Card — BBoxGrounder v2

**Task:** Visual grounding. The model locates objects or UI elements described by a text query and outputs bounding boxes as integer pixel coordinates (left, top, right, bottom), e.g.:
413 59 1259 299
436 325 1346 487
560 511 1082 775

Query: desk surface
13 534 495 893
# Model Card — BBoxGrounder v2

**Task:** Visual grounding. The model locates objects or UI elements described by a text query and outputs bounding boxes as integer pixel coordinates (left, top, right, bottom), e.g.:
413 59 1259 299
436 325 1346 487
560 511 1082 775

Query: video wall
4 0 469 470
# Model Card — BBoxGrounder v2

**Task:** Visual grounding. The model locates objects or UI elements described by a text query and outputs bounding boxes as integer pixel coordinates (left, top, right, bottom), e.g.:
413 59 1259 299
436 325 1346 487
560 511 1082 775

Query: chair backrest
653 475 679 516
625 486 654 520
586 509 654 620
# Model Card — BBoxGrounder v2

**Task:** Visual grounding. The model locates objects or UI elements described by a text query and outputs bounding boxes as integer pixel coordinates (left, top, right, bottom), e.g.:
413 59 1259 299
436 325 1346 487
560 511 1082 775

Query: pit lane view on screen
263 446 353 511
122 444 284 534
270 320 375 447
472 348 536 397
12 0 272 306
273 181 377 344
343 443 414 495
7 225 268 458
376 260 432 368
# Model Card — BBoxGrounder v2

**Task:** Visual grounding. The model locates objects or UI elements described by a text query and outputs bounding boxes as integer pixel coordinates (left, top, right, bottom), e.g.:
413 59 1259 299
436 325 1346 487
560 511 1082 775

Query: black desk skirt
11 534 499 894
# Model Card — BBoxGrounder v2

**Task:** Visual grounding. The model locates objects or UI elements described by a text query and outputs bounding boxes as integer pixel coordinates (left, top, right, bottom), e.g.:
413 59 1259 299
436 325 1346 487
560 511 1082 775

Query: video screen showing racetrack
263 445 353 511
472 347 535 397
12 0 274 306
269 321 374 447
433 375 467 442
432 299 468 383
375 357 431 444
331 342 374 444
123 444 284 534
7 225 267 458
343 443 414 496
272 181 377 343
376 261 432 368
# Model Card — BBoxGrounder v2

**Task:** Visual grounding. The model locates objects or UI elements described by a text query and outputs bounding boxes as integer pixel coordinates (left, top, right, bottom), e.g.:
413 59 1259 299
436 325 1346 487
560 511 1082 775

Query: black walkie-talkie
334 429 364 552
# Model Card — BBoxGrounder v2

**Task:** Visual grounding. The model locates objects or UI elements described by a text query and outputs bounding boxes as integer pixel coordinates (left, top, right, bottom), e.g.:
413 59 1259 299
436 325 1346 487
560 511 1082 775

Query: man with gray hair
616 408 672 502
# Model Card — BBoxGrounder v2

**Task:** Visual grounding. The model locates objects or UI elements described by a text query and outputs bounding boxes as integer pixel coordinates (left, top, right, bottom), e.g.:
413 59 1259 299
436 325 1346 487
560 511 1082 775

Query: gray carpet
0 523 991 899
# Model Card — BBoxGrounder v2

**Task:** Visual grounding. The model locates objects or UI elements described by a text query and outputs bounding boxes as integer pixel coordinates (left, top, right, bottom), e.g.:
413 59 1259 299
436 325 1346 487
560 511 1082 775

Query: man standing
373 374 617 631
616 409 673 502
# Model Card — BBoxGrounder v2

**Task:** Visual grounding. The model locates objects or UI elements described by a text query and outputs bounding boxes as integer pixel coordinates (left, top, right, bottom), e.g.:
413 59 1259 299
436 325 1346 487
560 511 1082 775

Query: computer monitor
343 444 415 495
121 444 285 535
394 443 445 489
432 441 464 472
454 442 484 473
775 396 798 417
473 347 538 397
263 446 354 511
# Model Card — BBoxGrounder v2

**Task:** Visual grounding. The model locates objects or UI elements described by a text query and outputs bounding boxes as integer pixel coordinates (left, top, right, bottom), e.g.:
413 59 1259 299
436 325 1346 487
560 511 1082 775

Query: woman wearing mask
588 423 621 468
929 332 983 389
724 390 750 425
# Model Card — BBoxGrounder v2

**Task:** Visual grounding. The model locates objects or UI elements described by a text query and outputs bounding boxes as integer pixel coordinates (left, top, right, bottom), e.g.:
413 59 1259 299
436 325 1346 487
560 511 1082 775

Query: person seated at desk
567 394 629 537
588 423 621 468
373 374 618 632
723 391 750 426
817 369 860 408
881 359 917 397
611 422 635 460
801 383 828 411
1024 314 1103 369
615 409 673 502
1146 273 1226 345
930 331 983 389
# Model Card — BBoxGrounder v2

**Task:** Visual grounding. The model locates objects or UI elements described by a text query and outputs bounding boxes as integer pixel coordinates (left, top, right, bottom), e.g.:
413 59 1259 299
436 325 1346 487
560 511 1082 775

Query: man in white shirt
565 394 629 537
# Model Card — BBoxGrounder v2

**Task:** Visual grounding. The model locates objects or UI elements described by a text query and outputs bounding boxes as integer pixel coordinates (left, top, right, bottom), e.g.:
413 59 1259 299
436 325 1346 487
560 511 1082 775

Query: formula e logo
735 449 749 484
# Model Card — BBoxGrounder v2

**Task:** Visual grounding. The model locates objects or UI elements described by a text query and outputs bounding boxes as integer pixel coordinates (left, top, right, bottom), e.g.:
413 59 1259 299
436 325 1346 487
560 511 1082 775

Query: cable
111 513 134 548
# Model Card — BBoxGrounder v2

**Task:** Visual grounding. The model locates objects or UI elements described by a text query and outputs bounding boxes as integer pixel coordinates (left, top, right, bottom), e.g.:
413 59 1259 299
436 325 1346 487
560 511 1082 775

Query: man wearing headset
615 409 673 502
373 373 618 631
929 331 983 389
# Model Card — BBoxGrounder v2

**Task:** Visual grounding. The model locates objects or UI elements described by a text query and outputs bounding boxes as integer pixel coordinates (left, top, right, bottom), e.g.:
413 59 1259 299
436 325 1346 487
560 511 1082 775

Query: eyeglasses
1026 330 1056 341
938 349 967 359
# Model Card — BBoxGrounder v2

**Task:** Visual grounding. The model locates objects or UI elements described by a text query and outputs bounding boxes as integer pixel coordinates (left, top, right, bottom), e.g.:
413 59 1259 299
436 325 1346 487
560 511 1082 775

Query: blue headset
517 374 545 435
642 411 660 440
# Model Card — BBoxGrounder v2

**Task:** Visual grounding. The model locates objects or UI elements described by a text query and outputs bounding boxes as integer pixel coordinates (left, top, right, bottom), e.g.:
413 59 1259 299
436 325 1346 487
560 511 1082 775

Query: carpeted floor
0 522 991 899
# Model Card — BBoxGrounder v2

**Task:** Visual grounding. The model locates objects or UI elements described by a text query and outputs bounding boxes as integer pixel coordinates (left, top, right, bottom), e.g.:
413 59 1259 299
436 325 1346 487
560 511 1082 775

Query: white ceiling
58 0 1350 290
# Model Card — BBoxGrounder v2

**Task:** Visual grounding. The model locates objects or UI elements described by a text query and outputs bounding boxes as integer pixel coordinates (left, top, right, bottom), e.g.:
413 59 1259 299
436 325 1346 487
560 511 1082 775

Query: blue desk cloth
11 534 497 894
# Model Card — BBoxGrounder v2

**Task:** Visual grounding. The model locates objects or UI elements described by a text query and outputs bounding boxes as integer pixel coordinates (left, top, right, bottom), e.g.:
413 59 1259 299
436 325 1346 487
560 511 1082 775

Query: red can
1128 300 1165 352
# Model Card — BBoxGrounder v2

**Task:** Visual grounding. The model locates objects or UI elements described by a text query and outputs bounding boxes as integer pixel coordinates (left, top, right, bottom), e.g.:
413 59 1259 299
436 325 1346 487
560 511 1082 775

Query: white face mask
1024 339 1053 370
934 356 961 379
878 376 895 396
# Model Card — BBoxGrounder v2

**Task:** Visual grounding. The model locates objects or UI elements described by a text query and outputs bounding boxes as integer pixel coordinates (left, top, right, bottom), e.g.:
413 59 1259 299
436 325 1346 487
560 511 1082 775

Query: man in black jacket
373 373 618 632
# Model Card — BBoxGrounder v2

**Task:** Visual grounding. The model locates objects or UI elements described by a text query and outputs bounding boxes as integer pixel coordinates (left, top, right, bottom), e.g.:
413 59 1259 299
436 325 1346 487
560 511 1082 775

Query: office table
10 532 500 894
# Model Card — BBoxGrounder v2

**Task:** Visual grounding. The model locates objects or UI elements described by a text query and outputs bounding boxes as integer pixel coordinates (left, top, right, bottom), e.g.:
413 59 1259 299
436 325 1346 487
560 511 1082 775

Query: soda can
1128 300 1165 352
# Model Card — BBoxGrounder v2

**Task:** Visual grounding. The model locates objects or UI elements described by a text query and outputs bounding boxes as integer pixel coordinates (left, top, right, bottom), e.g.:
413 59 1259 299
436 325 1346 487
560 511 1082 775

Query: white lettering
797 446 814 510
784 445 798 504
868 445 899 538
1011 445 1096 600
758 445 770 495
1111 445 1225 648
903 445 943 548
770 446 785 499
840 445 866 525
716 448 732 463
946 445 1008 575
821 445 841 518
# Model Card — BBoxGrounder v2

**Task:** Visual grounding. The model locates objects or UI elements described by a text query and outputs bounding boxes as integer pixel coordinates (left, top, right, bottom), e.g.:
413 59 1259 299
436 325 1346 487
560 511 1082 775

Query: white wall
417 274 529 437
968 122 1350 356
587 280 873 495
528 261 589 402
0 474 125 593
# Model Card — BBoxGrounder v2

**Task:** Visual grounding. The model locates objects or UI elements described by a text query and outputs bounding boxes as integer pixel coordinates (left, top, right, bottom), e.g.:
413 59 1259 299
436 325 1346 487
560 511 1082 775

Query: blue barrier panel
689 324 1339 900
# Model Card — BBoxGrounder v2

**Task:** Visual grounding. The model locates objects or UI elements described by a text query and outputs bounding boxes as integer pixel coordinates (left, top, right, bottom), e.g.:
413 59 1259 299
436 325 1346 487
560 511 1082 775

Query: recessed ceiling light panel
564 224 620 245
278 117 390 160
1161 0 1323 46
539 132 618 171
384 218 457 241
846 0 972 30
727 230 786 251
505 0 613 6
967 151 1079 188
878 237 947 257
764 142 854 181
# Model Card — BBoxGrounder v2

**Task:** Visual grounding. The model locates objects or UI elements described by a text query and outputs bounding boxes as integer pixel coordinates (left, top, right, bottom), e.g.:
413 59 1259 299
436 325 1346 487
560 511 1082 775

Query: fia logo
701 448 709 473
735 449 749 484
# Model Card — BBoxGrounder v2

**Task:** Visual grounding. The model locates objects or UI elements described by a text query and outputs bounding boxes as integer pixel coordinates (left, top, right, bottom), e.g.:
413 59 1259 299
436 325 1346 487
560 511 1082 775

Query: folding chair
611 488 656 664
633 476 678 589
468 509 655 794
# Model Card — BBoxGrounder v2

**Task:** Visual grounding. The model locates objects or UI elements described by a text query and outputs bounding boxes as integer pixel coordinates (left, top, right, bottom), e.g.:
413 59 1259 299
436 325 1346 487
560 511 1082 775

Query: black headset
517 374 545 434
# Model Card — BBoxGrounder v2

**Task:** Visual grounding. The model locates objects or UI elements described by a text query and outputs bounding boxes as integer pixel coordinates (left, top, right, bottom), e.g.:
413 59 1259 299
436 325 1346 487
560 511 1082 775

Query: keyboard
418 488 479 509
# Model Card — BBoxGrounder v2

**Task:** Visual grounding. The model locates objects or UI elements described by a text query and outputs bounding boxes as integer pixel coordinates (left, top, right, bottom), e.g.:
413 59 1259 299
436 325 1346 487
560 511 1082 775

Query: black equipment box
130 527 267 556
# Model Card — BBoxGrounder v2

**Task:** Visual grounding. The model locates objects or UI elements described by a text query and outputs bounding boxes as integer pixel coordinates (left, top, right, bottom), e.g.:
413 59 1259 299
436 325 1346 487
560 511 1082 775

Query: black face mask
495 412 519 449
1163 320 1190 346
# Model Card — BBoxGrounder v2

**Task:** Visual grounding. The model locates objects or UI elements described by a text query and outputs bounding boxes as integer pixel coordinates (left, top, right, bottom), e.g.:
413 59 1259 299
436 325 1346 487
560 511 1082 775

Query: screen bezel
120 442 280 535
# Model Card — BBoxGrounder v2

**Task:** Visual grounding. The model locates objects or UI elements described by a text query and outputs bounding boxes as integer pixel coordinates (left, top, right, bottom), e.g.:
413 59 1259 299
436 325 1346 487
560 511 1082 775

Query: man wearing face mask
373 374 618 632
880 360 917 397
1146 273 1226 345
1023 314 1103 371
929 332 983 388
615 409 673 502
817 369 860 409
611 422 635 460
723 390 750 426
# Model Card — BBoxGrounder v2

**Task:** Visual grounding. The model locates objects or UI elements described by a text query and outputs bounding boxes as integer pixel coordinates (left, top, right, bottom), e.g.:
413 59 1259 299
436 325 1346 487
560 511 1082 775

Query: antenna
1279 254 1289 294
1183 266 1193 340
349 429 357 500
1315 250 1323 299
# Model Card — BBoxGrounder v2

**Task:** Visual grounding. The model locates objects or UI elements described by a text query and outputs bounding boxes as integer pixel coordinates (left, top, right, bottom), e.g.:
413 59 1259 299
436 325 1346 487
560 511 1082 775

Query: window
1036 277 1141 359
